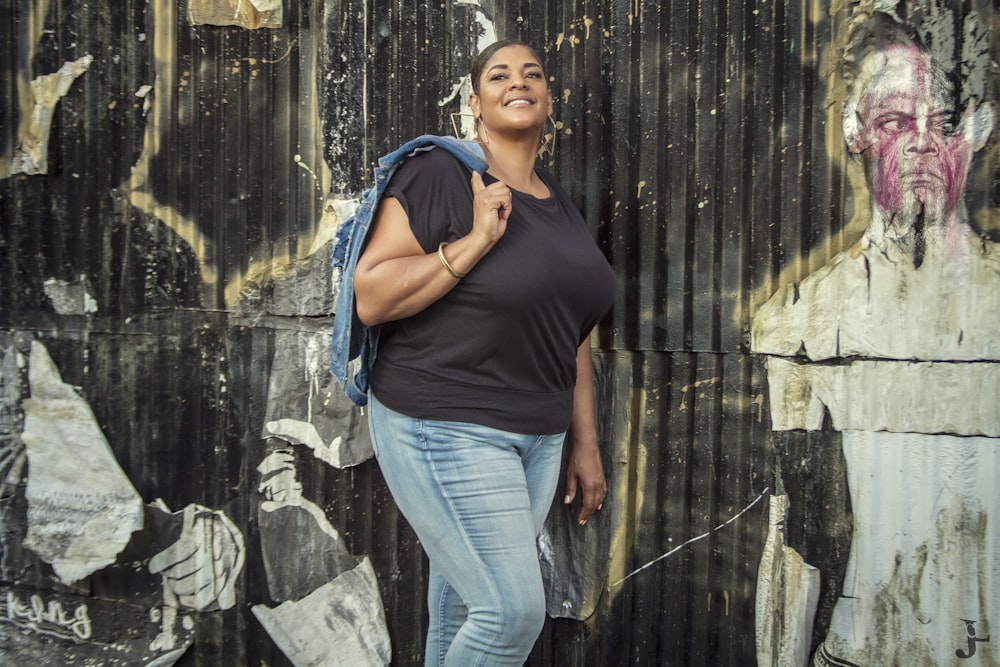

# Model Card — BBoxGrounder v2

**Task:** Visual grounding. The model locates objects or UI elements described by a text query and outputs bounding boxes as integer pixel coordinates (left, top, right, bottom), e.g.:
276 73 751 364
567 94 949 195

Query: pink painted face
854 45 972 216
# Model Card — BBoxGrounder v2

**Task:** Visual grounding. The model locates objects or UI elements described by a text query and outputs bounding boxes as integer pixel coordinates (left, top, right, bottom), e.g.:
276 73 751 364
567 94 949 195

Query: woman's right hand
470 171 511 247
354 173 504 327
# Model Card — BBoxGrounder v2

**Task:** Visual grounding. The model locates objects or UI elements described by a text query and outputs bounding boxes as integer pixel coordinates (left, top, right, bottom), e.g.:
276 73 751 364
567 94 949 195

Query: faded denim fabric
367 392 565 666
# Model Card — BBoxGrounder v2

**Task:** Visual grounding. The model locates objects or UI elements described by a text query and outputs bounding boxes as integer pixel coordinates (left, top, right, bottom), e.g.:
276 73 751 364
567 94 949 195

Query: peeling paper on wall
440 0 498 140
755 494 819 667
751 238 1000 362
252 557 391 667
11 54 94 176
765 356 1000 436
264 419 347 467
256 450 357 602
42 276 98 315
311 197 359 258
262 330 372 469
187 0 282 29
20 341 143 584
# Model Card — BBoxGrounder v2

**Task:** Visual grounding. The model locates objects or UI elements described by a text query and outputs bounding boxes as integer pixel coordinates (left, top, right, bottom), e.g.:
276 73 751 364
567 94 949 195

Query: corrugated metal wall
1 1 997 665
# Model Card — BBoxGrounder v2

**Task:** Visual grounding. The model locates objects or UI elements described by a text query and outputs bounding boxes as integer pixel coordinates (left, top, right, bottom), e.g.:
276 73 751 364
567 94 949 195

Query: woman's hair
470 39 546 94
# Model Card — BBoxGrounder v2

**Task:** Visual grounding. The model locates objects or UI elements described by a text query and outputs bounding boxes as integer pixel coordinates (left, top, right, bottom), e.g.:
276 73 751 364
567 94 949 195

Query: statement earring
450 112 477 140
537 114 559 159
475 117 492 146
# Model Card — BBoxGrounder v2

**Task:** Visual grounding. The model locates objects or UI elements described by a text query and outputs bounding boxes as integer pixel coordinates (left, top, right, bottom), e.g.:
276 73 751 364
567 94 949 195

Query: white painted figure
753 7 998 666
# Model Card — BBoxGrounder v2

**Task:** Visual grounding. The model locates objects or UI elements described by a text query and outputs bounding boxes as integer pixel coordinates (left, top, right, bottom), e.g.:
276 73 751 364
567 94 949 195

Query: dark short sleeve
384 148 475 253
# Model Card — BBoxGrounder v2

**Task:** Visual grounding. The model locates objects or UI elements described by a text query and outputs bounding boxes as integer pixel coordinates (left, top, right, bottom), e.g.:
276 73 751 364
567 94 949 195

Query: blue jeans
368 392 566 667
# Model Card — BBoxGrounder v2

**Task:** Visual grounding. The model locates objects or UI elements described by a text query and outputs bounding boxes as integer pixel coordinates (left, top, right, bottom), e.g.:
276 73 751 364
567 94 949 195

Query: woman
354 39 616 666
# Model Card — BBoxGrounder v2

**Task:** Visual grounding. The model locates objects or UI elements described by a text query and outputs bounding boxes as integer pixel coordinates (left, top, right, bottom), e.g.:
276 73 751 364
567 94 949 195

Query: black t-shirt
370 148 615 435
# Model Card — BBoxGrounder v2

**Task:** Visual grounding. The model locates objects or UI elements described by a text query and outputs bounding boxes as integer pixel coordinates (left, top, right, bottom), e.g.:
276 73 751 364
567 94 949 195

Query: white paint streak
611 487 769 588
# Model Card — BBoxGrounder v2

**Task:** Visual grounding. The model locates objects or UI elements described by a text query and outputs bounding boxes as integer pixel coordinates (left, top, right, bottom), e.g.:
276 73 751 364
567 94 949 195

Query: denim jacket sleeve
330 135 488 406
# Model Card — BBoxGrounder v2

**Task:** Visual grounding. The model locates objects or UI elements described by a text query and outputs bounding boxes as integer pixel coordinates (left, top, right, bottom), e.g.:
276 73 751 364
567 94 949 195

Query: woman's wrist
570 432 600 452
440 232 494 278
437 242 466 279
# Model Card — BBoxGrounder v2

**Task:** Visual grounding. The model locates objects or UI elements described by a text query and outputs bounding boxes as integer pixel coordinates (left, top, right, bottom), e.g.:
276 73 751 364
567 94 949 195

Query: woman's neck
480 137 546 196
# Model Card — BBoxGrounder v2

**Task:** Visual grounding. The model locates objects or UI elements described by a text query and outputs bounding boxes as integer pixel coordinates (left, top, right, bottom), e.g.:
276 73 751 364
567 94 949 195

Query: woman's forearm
354 250 462 325
353 197 492 326
570 336 599 450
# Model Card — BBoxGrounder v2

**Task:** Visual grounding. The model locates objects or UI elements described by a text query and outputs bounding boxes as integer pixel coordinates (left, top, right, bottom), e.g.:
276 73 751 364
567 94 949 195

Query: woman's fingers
470 172 511 241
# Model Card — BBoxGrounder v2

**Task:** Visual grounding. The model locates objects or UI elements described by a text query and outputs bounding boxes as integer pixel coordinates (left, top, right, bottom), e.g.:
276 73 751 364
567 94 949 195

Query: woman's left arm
564 335 607 525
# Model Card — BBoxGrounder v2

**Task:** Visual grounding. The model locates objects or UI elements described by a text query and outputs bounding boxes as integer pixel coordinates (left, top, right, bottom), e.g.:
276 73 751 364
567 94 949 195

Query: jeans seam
434 580 448 667
417 418 449 667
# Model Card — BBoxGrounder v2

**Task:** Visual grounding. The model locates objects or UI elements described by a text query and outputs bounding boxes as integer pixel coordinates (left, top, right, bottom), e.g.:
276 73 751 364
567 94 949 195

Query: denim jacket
330 135 488 406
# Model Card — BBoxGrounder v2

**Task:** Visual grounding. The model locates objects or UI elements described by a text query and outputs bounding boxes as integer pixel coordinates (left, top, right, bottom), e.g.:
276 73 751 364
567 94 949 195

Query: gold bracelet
437 241 466 279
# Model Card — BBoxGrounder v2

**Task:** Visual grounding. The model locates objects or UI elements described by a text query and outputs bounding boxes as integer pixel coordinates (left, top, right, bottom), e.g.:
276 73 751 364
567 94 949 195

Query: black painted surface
1 1 996 665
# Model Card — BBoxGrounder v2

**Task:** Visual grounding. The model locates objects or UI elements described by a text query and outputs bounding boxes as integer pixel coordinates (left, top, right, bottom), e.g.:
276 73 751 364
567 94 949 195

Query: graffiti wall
0 0 996 665
753 4 999 666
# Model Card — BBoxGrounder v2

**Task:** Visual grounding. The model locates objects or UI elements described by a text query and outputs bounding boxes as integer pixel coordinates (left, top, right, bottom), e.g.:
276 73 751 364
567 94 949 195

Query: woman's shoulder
399 144 470 172
388 144 471 195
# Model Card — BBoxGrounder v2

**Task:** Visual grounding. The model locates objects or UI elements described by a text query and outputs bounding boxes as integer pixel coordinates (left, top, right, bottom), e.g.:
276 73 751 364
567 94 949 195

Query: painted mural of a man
753 8 998 666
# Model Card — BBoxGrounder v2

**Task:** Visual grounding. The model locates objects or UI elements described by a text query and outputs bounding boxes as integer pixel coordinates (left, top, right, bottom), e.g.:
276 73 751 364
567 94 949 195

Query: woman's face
470 44 553 134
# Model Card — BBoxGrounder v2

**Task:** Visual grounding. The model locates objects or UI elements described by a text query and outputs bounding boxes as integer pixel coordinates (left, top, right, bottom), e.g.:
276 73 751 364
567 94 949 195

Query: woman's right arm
354 172 511 326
